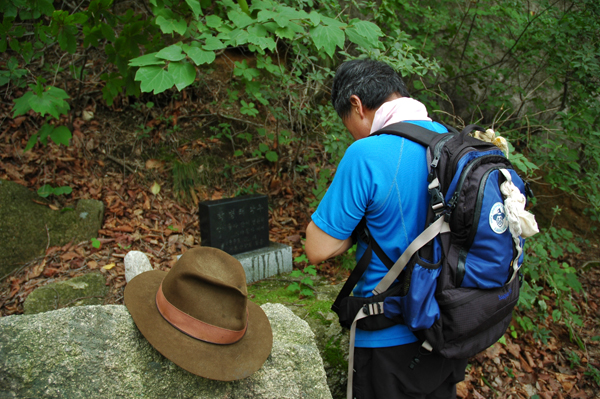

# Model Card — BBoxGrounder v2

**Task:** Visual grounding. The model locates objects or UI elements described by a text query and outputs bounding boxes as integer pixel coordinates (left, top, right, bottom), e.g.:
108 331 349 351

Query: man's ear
349 95 365 118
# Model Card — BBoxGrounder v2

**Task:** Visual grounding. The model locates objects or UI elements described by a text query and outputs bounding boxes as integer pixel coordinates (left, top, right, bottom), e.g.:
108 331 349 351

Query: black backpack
332 122 534 395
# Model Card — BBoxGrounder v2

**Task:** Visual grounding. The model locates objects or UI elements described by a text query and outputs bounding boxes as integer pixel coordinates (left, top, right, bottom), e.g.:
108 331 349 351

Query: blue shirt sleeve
311 140 374 239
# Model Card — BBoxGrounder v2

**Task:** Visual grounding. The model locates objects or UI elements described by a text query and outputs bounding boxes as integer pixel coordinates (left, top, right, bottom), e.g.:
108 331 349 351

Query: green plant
519 227 584 345
91 238 101 249
287 264 317 297
37 184 73 198
338 244 357 270
586 365 600 386
567 350 581 369
0 57 27 90
310 168 333 208
13 78 72 152
172 160 201 202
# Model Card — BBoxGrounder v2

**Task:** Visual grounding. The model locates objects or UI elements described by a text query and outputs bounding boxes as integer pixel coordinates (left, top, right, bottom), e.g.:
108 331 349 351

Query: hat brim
124 270 273 381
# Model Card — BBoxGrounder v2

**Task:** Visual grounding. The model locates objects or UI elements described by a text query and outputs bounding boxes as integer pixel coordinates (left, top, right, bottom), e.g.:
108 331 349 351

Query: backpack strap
331 219 393 314
372 121 441 146
373 215 450 295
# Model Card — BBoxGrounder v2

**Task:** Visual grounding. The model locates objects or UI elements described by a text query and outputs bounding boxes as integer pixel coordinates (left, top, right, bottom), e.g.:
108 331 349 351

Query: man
305 59 468 399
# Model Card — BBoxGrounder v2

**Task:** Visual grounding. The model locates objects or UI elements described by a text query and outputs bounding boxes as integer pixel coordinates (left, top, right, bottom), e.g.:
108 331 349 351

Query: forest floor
1 80 600 398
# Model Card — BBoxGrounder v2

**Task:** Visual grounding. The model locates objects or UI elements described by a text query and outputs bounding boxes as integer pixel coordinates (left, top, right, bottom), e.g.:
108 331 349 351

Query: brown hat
124 247 273 381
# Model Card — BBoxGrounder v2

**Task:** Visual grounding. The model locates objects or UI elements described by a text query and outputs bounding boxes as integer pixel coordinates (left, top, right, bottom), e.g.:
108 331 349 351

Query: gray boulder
0 179 104 278
0 303 332 399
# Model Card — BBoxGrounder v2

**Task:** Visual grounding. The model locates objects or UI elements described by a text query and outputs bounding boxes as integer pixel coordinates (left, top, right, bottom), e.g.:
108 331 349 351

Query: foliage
519 227 584 345
287 263 317 297
37 184 73 198
172 160 201 202
381 0 600 218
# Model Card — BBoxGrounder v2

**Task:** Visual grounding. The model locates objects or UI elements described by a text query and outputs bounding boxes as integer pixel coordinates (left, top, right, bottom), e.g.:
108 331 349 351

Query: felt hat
124 246 273 381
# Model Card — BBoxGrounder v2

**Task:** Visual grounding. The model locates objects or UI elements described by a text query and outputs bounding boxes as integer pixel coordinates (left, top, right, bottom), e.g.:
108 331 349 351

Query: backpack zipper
465 164 514 247
447 154 508 212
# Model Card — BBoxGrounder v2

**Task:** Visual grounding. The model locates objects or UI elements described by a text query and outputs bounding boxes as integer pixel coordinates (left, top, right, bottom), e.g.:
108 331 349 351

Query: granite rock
0 303 332 399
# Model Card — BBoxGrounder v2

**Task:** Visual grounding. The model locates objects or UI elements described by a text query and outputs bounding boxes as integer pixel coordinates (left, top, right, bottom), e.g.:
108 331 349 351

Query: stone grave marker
198 194 292 283
199 194 269 255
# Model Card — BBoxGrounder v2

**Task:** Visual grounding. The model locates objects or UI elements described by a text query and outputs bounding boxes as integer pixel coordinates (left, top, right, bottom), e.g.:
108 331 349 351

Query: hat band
156 283 248 345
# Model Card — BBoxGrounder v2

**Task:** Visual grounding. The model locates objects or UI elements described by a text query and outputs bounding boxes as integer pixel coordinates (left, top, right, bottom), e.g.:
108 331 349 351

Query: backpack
331 122 535 398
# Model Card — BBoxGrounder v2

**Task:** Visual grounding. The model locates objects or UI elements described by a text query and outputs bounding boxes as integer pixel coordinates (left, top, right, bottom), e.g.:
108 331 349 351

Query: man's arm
305 221 353 265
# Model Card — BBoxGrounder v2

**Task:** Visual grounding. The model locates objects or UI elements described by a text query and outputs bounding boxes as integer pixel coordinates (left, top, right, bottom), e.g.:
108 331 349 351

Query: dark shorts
353 342 469 399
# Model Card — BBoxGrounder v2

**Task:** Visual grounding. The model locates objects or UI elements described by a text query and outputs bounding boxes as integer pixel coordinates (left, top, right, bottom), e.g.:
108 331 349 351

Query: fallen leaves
150 181 161 195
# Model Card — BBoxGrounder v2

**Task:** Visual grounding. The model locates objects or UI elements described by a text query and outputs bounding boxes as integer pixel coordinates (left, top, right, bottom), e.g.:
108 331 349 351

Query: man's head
331 59 410 120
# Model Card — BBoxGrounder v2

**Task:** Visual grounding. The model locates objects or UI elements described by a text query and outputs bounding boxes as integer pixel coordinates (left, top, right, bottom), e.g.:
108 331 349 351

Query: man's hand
305 221 353 265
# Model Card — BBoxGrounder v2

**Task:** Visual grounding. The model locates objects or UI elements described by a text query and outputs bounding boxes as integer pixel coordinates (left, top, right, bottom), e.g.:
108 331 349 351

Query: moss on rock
248 275 349 399
0 180 104 277
23 272 108 315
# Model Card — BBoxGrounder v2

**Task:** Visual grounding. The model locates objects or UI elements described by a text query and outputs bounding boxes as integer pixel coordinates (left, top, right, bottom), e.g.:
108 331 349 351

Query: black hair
331 59 411 119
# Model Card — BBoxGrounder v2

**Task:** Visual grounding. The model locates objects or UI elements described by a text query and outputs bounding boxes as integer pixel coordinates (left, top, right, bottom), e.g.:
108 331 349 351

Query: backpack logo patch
489 202 508 234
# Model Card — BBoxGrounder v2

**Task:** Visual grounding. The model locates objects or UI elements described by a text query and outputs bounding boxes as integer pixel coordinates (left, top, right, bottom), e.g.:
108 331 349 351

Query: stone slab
233 242 293 284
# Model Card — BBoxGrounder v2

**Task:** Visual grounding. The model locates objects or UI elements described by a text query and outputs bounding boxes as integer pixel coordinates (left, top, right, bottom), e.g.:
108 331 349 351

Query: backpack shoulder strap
331 218 393 314
372 122 441 147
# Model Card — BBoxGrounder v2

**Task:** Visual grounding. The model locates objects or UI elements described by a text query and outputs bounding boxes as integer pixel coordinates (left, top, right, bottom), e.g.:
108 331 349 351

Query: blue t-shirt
312 120 447 348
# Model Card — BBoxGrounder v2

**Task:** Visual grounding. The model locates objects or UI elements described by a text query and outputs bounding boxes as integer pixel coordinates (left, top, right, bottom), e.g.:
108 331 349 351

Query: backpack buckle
362 302 384 316
428 178 446 212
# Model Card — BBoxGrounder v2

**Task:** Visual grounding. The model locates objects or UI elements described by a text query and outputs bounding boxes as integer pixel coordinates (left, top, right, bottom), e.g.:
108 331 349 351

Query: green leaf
286 282 300 292
203 36 226 51
552 309 562 322
56 186 72 195
265 150 278 162
275 23 303 40
50 126 71 146
257 10 278 24
70 12 88 25
185 0 202 17
310 25 345 58
37 184 54 198
205 15 222 28
275 6 307 26
46 86 70 101
135 66 175 94
57 25 78 54
168 61 196 91
156 44 186 61
319 16 346 28
156 15 187 35
37 123 54 145
348 20 382 47
227 10 254 28
129 53 165 67
307 11 321 26
183 46 215 65
301 277 314 286
24 133 39 152
28 90 67 119
13 91 34 117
